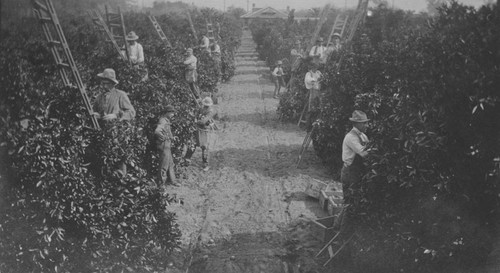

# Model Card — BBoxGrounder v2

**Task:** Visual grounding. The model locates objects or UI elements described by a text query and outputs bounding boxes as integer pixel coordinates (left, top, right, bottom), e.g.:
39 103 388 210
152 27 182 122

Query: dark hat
349 110 370 123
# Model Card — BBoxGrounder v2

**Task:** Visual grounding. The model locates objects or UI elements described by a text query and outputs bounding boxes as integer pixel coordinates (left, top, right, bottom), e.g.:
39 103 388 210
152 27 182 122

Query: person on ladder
199 32 211 55
125 31 148 81
309 37 326 66
304 62 323 131
183 48 201 101
339 110 371 242
272 60 285 99
290 39 304 72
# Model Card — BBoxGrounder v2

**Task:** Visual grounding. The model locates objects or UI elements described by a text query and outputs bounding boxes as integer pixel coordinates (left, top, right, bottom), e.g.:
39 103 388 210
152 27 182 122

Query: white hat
97 68 118 84
201 97 213 106
349 110 370 123
126 31 139 41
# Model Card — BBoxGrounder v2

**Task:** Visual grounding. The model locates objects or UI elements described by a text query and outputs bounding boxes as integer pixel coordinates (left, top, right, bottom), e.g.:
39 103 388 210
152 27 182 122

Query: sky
140 0 488 12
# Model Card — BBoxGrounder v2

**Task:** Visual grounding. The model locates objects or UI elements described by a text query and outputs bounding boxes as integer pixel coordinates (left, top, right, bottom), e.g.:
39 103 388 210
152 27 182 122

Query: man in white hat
184 96 217 171
183 48 200 101
93 68 136 177
92 68 136 122
322 33 342 64
271 60 285 99
341 110 370 209
125 31 144 66
304 62 323 130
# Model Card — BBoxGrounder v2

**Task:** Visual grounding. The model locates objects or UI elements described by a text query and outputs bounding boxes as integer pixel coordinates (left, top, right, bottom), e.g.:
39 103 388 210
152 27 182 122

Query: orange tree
311 3 500 272
0 7 241 272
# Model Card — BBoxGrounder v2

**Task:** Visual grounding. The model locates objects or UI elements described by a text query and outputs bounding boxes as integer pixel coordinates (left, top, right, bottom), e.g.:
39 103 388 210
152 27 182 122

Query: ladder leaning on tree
148 14 172 47
31 0 100 130
296 0 370 168
88 9 128 62
105 5 131 65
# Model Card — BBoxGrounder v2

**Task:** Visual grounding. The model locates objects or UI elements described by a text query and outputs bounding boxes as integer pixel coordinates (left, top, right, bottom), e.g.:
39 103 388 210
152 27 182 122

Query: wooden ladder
88 9 128 62
105 5 130 64
148 14 172 47
326 13 349 46
31 0 99 130
186 10 198 42
296 0 370 166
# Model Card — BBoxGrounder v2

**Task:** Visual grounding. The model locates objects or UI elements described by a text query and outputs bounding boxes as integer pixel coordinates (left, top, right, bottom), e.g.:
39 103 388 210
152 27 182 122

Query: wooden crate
305 179 328 199
310 216 338 242
327 197 345 216
319 188 343 211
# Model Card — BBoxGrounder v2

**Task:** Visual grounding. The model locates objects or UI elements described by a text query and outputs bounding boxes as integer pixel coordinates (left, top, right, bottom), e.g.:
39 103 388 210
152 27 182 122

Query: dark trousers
188 83 200 99
157 142 176 184
339 155 364 236
273 76 285 96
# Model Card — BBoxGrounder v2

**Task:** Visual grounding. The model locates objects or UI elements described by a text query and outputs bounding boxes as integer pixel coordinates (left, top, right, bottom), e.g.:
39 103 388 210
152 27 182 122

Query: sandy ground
162 30 351 273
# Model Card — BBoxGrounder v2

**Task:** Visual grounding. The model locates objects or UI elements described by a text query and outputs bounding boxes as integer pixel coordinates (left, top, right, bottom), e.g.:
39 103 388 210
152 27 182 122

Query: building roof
241 7 288 19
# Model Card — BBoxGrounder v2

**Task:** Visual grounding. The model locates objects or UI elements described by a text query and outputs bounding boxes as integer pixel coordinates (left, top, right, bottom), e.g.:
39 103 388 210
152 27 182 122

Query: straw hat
332 33 341 38
317 37 324 42
186 48 193 53
276 60 283 65
97 68 118 84
201 97 213 106
349 110 370 123
164 105 176 113
126 31 139 41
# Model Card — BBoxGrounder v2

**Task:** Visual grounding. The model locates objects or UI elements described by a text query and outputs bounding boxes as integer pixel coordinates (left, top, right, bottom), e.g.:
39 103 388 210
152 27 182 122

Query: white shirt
304 70 322 90
128 42 144 64
212 44 221 55
200 36 210 52
272 66 284 77
309 45 326 59
342 127 369 166
183 55 197 70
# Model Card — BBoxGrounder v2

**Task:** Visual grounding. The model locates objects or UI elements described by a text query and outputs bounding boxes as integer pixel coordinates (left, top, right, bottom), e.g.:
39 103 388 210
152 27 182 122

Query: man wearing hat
125 31 144 66
155 105 180 187
199 32 211 54
309 37 326 65
93 68 136 177
271 60 285 99
323 33 342 64
304 62 323 130
93 68 136 122
184 97 217 171
341 110 370 209
183 48 200 101
211 39 222 82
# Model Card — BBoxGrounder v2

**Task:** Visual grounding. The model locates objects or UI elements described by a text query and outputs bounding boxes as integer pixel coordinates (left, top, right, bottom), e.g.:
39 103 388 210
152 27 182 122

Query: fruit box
319 187 343 211
304 179 329 199
310 216 338 242
327 197 345 216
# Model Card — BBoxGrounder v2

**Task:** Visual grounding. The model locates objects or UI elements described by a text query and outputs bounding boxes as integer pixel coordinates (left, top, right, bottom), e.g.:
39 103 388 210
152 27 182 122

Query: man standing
125 31 144 66
304 63 322 131
125 31 148 81
272 60 285 99
211 39 222 82
93 68 135 122
184 97 217 172
341 110 370 213
155 105 180 187
199 33 211 54
183 48 200 101
309 37 326 65
93 68 136 176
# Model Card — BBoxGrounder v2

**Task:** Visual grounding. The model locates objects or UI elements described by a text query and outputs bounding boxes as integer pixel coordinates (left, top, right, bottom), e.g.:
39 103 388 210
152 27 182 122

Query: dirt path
163 30 346 272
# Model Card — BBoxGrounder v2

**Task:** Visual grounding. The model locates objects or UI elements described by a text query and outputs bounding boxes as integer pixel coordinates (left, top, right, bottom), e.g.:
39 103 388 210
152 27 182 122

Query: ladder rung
48 40 62 46
33 0 48 12
57 62 70 68
109 23 121 27
39 16 52 22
